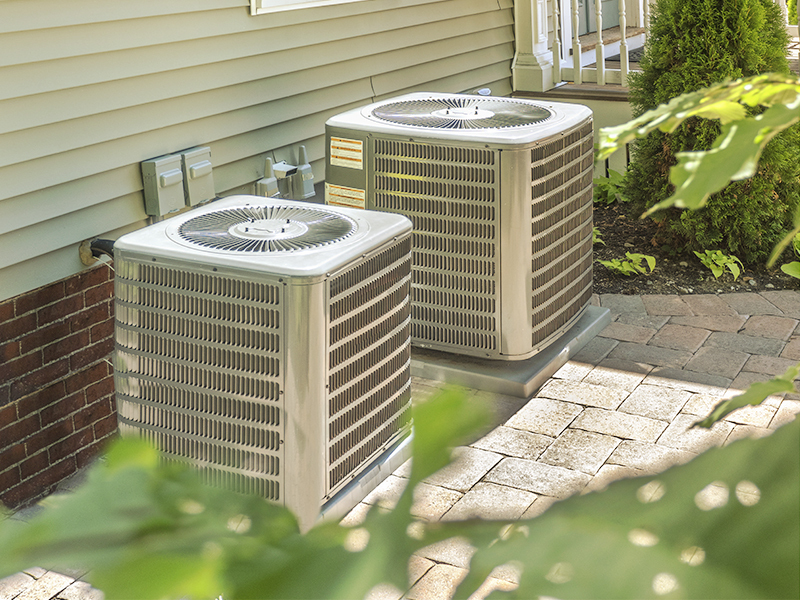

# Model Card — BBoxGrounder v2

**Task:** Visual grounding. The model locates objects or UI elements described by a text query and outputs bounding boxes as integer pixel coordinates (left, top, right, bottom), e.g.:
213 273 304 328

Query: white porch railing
513 0 798 93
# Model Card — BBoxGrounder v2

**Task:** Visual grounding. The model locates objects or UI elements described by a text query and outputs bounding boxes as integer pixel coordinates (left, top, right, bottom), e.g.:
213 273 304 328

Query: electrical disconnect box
181 147 215 206
141 147 216 216
141 154 185 216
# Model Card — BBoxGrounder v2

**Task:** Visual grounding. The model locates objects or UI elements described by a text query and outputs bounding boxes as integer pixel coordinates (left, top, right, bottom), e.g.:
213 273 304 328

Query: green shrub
623 0 800 264
790 0 797 26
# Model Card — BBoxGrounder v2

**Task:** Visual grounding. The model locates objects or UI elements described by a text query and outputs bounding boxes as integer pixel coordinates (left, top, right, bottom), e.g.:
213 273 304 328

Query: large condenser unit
113 195 413 531
324 92 594 361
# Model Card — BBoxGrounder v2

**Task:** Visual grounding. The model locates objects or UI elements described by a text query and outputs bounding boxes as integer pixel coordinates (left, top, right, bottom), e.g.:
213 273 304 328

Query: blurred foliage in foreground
0 385 797 600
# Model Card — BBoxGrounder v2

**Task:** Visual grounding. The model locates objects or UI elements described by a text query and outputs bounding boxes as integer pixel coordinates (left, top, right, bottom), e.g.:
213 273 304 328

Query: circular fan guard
177 205 358 252
370 97 553 130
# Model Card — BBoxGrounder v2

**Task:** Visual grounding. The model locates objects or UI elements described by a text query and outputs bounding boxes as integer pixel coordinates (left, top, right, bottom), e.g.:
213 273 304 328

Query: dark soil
592 202 800 295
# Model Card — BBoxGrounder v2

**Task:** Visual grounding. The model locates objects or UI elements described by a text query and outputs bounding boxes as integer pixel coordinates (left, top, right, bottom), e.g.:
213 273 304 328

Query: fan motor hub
230 218 309 240
432 107 495 120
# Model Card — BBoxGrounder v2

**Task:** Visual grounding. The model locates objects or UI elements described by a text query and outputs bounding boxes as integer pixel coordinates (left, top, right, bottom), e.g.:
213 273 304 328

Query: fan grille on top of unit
177 204 357 252
369 97 553 130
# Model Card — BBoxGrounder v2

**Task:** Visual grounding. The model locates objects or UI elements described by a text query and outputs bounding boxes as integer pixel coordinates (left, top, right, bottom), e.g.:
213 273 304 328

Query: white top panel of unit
326 92 593 146
114 195 412 279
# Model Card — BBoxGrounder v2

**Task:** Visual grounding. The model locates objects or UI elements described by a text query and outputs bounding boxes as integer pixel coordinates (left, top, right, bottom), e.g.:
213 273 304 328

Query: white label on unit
325 183 366 209
330 137 363 170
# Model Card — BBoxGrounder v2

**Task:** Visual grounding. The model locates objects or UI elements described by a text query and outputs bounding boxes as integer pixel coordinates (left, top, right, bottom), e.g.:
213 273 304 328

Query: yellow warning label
325 183 366 209
330 137 363 170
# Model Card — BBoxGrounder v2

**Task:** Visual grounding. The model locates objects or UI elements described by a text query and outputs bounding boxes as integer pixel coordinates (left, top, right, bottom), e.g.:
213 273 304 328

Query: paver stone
648 324 710 352
571 407 667 442
657 413 734 453
685 346 749 379
485 457 591 499
423 446 502 492
641 294 694 316
471 426 553 460
608 440 696 473
582 358 651 392
741 315 798 341
537 379 629 410
411 483 463 521
505 397 584 437
442 482 537 521
539 429 620 474
618 384 691 421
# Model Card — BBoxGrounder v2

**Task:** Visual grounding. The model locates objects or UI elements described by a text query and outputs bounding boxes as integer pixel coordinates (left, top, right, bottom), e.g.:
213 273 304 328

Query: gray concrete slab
410 306 611 398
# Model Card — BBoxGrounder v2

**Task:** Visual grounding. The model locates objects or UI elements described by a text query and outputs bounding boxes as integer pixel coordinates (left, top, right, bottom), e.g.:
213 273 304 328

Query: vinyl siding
0 0 512 301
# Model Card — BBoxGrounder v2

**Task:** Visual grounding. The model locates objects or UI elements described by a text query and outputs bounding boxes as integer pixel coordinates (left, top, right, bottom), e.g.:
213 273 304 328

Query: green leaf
694 364 800 428
93 553 223 600
407 387 492 488
781 261 800 279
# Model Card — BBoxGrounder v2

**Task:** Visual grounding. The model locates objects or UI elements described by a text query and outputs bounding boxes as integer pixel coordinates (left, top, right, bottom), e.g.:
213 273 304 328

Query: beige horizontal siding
0 0 513 301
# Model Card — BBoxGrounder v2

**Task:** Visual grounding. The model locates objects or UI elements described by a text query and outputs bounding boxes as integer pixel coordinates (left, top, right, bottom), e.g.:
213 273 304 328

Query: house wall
0 263 116 508
0 0 513 506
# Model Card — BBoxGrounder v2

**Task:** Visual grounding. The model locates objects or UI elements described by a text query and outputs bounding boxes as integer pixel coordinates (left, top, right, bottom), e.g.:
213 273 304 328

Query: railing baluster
572 0 582 84
553 0 562 83
619 0 628 85
596 0 605 84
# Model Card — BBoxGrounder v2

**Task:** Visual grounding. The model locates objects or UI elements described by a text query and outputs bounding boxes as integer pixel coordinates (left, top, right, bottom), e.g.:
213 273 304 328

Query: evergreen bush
623 0 800 263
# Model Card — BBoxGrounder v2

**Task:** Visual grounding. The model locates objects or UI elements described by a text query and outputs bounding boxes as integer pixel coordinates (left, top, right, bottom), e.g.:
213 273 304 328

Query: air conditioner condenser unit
113 195 414 531
325 92 594 361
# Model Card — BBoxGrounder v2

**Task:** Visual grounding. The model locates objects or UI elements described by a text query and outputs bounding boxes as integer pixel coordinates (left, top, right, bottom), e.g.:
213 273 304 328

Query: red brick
70 302 111 335
76 437 111 469
0 403 17 429
19 321 71 355
70 338 114 371
66 265 112 296
49 427 94 464
0 466 21 492
0 384 9 405
85 281 114 309
0 414 40 450
1 341 20 363
74 399 112 430
85 375 114 404
43 330 91 364
0 300 14 321
2 458 76 508
0 442 25 472
0 351 43 383
38 295 84 327
20 451 49 479
40 392 85 427
94 413 118 440
17 380 66 418
90 317 115 344
15 281 66 316
0 313 37 344
10 359 70 402
24 418 74 456
65 362 108 394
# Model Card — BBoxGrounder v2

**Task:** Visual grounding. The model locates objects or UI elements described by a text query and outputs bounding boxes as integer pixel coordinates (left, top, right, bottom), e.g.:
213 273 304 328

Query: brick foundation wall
0 262 116 509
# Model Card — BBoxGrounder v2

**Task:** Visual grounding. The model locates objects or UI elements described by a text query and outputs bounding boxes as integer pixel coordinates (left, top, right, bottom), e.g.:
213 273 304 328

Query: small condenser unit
324 92 594 361
114 195 413 531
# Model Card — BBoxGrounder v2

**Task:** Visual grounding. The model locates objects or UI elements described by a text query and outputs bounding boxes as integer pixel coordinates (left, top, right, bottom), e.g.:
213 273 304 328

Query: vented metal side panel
530 119 594 349
326 236 413 497
115 258 284 500
371 140 500 354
